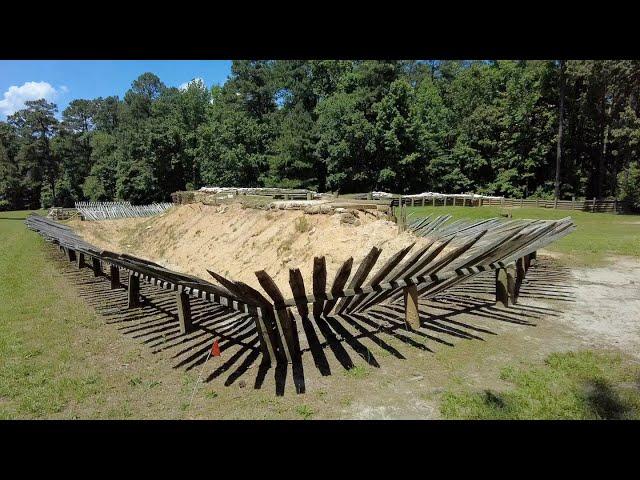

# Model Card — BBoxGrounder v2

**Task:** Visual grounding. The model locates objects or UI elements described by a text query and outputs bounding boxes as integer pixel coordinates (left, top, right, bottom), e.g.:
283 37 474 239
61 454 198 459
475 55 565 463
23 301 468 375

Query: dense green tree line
2 60 640 211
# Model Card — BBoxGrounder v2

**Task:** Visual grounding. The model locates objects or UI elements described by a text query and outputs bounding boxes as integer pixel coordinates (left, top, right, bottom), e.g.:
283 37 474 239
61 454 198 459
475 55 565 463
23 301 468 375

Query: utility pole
554 60 565 201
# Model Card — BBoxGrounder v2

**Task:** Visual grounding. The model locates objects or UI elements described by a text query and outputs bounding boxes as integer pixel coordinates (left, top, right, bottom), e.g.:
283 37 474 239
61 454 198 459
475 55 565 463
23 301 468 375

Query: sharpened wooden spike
336 247 382 314
255 270 298 364
323 257 353 316
312 257 327 318
289 268 309 318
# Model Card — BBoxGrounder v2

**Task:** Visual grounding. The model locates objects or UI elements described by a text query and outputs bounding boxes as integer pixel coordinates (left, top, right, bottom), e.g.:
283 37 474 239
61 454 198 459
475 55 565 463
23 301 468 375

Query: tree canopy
2 60 640 210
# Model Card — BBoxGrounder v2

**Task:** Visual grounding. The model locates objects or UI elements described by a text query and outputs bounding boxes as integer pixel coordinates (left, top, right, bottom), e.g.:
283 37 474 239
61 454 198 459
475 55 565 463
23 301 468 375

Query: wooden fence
75 201 173 220
26 211 575 369
389 195 627 213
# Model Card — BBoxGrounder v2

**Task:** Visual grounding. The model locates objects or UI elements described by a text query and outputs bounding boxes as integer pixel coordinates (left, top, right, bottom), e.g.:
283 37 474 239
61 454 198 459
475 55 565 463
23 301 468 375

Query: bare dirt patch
69 203 429 293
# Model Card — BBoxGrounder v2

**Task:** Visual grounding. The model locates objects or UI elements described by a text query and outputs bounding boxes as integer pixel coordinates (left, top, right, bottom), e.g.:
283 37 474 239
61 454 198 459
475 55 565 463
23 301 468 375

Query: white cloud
0 81 62 116
178 77 205 91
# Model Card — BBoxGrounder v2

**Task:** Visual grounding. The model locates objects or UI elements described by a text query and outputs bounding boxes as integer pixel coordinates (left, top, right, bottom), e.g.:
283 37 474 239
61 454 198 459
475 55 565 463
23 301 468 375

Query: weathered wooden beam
127 272 140 308
515 256 526 298
176 291 193 334
67 248 77 262
312 257 327 318
110 265 120 289
495 267 509 307
92 257 102 277
403 284 420 329
336 246 381 313
289 268 309 318
76 252 84 269
256 270 299 363
322 257 353 316
507 262 517 305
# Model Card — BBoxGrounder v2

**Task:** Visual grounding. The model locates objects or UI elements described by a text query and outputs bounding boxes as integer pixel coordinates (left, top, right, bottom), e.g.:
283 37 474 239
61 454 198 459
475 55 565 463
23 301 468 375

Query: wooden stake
92 257 102 277
110 265 119 289
403 285 420 329
127 272 140 308
176 290 193 334
495 267 509 307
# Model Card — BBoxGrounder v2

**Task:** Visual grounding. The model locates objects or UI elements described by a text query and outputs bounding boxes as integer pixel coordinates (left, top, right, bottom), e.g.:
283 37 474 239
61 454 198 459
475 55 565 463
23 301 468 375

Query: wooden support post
530 250 537 261
572 196 575 210
506 262 517 305
495 267 510 307
367 191 372 200
536 198 539 207
592 196 596 212
554 197 558 209
306 192 312 200
110 265 119 289
432 196 435 207
520 197 524 208
515 257 526 299
444 196 447 207
76 252 84 269
176 290 193 334
403 285 420 330
67 248 76 262
92 257 102 277
524 253 531 271
127 272 140 308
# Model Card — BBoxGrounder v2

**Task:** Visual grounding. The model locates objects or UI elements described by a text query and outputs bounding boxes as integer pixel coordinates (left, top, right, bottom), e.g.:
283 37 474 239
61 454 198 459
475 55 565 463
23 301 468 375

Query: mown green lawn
440 351 640 419
407 205 640 266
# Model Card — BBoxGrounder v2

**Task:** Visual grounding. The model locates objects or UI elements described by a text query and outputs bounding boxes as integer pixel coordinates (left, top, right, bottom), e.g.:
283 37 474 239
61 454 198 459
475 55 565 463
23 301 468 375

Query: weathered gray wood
495 267 509 307
507 262 517 305
515 256 526 298
176 291 193 334
336 247 382 313
110 265 119 289
92 257 102 277
403 285 420 329
76 252 84 269
127 272 140 308
312 257 327 318
288 268 308 318
322 257 353 316
347 243 414 313
255 270 298 363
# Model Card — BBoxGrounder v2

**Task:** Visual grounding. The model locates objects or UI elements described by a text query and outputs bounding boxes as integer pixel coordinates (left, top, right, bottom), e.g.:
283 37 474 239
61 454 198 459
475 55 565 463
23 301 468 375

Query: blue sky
0 60 233 119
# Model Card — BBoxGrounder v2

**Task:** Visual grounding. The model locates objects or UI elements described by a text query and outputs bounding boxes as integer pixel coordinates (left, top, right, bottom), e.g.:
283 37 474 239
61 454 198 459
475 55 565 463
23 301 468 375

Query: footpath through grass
407 205 640 266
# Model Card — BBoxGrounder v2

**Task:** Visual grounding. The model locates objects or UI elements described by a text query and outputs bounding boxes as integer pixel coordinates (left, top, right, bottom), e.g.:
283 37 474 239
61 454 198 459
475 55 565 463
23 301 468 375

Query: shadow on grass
49 244 574 397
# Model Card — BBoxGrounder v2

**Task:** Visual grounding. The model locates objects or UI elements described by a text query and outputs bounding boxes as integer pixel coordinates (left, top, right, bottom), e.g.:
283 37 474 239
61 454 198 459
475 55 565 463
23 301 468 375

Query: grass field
407 205 640 266
2 207 640 419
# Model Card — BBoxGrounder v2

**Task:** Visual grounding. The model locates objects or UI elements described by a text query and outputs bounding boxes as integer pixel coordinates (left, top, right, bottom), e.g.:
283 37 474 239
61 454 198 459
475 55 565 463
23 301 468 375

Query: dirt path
553 255 640 358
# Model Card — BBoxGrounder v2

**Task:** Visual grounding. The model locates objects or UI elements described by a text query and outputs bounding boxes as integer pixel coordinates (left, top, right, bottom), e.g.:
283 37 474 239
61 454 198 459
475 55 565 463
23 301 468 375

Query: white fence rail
75 201 173 221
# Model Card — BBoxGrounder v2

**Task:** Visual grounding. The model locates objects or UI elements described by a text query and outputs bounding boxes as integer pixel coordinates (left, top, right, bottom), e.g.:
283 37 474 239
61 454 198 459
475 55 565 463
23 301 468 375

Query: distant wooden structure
75 201 172 221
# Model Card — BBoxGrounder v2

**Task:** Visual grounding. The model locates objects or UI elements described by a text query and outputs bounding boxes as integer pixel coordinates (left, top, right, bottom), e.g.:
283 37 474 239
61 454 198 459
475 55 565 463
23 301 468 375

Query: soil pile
69 203 429 294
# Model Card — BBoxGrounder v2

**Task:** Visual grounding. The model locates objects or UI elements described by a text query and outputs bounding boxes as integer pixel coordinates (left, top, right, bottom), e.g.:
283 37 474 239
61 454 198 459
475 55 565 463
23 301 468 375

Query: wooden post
367 191 372 200
421 197 425 206
444 196 447 207
495 267 510 307
592 196 596 212
536 198 539 208
176 290 193 334
127 272 140 308
76 252 84 269
554 197 558 209
432 196 435 207
306 192 312 200
403 285 420 330
520 197 524 208
501 197 505 208
515 257 526 299
571 196 575 210
411 197 415 207
110 265 119 289
66 248 76 262
506 262 517 305
92 257 102 277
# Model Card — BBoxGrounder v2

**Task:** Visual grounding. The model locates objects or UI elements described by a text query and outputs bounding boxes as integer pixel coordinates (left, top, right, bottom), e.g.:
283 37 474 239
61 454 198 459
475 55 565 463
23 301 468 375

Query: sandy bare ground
69 203 429 293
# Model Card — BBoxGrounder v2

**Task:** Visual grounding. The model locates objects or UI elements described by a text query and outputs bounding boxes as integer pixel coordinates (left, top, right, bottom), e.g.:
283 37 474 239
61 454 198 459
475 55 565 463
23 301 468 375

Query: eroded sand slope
70 203 428 293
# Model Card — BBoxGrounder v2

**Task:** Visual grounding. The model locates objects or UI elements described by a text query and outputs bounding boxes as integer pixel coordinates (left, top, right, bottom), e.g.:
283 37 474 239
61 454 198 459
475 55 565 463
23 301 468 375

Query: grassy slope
407 205 640 266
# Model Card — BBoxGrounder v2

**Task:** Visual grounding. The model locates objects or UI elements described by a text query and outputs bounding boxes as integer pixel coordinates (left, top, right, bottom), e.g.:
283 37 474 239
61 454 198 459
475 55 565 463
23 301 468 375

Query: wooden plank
347 243 415 313
127 272 140 308
288 268 309 318
323 257 353 316
403 285 420 329
312 257 327 318
495 267 509 307
176 291 193 334
110 265 119 289
92 257 102 277
255 270 298 363
335 246 382 314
